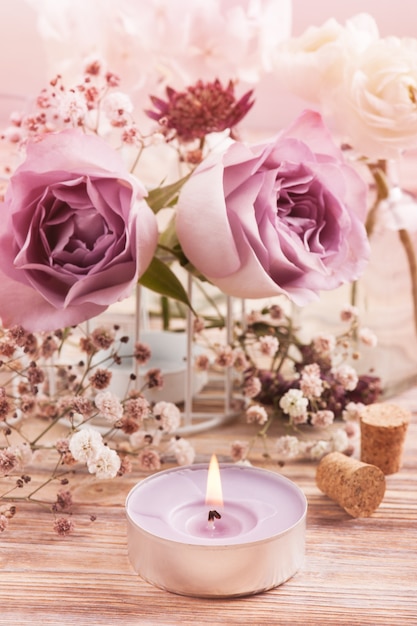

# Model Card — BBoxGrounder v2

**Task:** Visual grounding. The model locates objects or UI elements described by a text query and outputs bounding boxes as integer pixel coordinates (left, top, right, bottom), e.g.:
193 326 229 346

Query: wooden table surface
1 387 416 626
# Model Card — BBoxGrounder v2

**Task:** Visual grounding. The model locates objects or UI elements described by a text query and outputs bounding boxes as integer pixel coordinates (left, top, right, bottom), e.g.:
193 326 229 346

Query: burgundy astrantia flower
146 79 254 142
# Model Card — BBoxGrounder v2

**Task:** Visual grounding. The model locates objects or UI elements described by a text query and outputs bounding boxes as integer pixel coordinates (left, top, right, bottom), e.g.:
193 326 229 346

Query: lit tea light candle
126 456 307 598
202 454 224 534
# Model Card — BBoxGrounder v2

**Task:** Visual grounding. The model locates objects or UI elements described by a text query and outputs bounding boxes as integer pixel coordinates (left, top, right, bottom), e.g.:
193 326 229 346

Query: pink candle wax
126 463 307 597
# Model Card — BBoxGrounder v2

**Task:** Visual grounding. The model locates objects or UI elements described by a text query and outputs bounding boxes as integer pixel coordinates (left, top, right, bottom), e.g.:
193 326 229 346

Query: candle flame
205 454 223 507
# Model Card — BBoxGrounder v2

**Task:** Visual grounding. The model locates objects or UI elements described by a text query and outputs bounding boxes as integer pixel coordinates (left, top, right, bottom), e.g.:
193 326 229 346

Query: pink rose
176 110 370 305
0 129 158 331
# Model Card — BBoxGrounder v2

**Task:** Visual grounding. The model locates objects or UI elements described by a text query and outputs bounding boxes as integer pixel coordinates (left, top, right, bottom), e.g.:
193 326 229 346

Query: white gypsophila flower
312 333 336 357
257 335 279 357
2 125 24 143
330 429 350 453
194 353 211 372
342 401 366 421
94 390 123 423
87 445 121 479
0 449 19 476
340 303 359 322
57 90 88 123
102 91 134 122
132 428 163 448
246 310 262 324
291 412 309 426
129 430 148 449
275 435 302 459
279 388 308 419
310 410 335 427
7 442 33 469
246 404 268 425
231 348 249 372
214 344 235 368
332 364 359 391
359 327 378 347
230 440 249 462
307 440 331 461
137 448 161 472
302 363 321 377
70 412 84 428
167 437 195 466
300 364 324 399
344 420 360 439
69 427 104 462
153 401 181 433
243 376 262 399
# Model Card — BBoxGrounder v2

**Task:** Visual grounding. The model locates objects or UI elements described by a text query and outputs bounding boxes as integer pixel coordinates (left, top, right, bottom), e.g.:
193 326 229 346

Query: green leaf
146 174 191 214
138 257 194 311
158 214 179 250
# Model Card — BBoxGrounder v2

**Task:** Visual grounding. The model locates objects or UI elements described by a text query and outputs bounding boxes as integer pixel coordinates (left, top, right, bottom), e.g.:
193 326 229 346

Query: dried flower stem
365 160 390 238
352 160 417 337
30 412 67 446
242 415 275 460
0 455 69 506
398 227 417 335
129 143 145 175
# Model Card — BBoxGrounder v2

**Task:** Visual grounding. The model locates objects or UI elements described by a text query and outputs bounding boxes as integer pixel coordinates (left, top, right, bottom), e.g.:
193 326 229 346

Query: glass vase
97 279 242 435
295 164 417 398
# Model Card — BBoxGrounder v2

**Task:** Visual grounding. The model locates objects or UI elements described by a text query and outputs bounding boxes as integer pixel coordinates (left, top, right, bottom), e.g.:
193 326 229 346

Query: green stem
194 280 225 324
351 160 390 309
242 414 275 461
365 160 390 237
129 143 145 175
273 318 295 376
161 296 170 330
258 415 275 437
0 495 53 509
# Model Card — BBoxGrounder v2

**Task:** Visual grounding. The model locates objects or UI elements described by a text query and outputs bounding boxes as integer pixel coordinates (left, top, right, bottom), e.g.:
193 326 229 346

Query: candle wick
208 510 222 522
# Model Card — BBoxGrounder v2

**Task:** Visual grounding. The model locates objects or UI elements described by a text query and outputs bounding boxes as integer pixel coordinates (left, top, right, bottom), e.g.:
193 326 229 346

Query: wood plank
0 389 416 625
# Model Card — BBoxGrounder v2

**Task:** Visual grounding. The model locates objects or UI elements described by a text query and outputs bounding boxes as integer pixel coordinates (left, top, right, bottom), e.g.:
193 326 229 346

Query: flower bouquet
0 1 382 534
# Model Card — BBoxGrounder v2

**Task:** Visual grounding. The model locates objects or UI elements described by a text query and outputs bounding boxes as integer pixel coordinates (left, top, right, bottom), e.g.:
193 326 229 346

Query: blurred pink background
0 0 415 128
292 0 416 36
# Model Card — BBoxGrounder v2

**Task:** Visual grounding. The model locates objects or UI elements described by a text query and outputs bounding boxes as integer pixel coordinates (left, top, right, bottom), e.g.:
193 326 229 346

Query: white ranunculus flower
329 36 417 159
275 13 379 104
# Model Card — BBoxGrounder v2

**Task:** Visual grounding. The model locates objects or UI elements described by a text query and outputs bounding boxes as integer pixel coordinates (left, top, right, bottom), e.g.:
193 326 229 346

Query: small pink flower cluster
193 303 380 464
1 61 143 150
0 323 195 536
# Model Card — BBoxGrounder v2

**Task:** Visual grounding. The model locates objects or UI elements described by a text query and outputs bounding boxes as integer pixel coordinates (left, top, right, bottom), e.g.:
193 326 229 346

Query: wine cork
360 403 411 475
316 451 386 517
